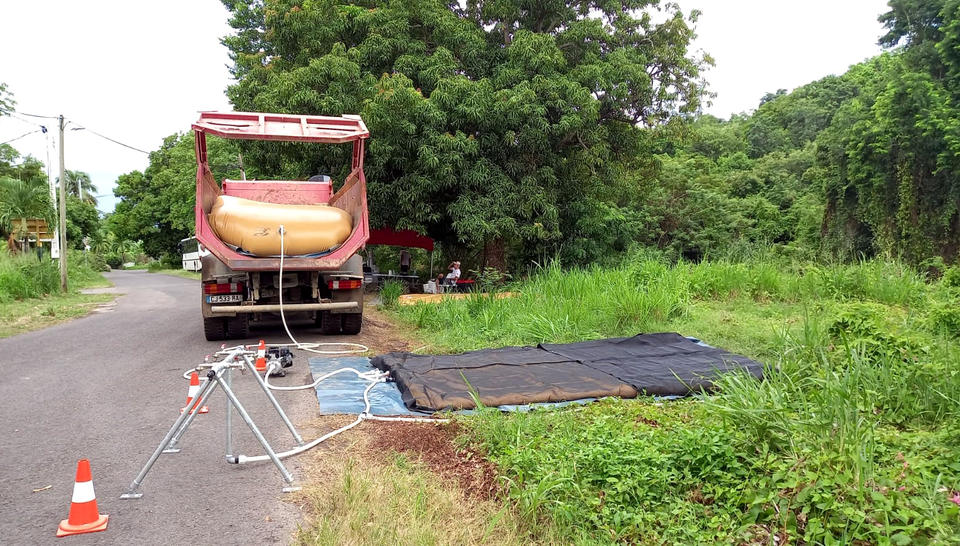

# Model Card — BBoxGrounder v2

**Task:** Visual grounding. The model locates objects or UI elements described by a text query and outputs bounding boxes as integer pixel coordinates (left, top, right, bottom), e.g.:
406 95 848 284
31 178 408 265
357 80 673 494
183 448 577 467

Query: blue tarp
308 356 611 415
308 356 418 415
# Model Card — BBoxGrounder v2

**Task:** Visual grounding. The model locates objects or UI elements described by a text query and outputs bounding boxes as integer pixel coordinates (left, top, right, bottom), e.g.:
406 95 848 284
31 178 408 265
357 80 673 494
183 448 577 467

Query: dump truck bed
192 112 370 272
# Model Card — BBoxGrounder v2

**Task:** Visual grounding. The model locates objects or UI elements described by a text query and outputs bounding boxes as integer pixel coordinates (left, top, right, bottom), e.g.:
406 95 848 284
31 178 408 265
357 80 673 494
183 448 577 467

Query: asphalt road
0 270 333 545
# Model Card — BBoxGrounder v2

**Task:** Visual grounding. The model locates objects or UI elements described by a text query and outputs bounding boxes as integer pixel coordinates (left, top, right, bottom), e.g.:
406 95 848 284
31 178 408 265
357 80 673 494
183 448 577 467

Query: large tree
220 0 709 267
110 132 242 258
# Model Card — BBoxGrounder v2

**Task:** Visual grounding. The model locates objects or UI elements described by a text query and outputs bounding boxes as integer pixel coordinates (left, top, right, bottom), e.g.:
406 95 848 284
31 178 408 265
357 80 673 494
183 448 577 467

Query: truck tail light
203 282 244 295
328 279 362 290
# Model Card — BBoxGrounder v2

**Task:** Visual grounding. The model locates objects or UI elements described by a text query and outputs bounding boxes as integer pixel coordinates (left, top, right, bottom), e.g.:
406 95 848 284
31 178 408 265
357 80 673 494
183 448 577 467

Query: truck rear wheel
317 311 341 335
341 313 362 335
204 316 227 341
226 314 250 339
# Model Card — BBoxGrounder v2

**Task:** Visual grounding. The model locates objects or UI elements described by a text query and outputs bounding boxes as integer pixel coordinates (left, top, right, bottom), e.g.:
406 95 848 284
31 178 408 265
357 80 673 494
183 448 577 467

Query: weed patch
379 280 403 308
390 257 960 543
293 428 531 546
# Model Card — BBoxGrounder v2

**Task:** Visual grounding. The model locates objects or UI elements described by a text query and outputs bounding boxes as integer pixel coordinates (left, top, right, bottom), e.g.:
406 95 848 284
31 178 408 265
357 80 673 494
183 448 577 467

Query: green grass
0 292 114 338
379 280 404 308
0 250 112 337
389 257 960 544
392 258 933 354
148 268 201 280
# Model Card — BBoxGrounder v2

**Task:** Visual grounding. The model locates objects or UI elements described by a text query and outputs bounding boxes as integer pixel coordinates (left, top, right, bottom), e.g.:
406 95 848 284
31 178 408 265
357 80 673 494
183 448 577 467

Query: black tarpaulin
370 333 764 411
541 333 763 396
370 346 638 412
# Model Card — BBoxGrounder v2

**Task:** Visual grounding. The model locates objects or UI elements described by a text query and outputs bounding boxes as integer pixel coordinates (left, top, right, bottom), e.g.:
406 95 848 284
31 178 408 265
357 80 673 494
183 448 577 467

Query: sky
0 1 892 214
687 0 890 117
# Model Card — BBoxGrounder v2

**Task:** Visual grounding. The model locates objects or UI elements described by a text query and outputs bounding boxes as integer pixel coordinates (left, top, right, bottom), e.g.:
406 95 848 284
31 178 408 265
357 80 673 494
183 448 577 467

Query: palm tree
110 237 140 264
57 170 98 206
0 176 52 239
88 226 110 254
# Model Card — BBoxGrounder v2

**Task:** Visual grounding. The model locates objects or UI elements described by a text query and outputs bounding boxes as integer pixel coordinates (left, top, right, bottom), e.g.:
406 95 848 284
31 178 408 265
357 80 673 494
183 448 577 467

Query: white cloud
0 0 233 213
687 0 891 118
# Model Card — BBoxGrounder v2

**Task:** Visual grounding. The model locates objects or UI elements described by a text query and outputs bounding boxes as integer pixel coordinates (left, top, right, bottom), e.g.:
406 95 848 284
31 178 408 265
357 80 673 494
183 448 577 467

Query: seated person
444 261 461 285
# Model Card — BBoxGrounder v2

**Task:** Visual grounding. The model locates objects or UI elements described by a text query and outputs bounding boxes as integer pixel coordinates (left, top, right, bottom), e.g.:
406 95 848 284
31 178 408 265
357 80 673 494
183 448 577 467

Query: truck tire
204 316 228 341
341 313 362 335
318 311 341 335
226 314 250 339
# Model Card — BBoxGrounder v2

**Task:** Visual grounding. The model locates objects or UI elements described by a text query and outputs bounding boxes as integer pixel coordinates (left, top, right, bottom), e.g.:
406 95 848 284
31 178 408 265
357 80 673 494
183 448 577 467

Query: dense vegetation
391 256 960 543
108 132 242 261
105 0 960 271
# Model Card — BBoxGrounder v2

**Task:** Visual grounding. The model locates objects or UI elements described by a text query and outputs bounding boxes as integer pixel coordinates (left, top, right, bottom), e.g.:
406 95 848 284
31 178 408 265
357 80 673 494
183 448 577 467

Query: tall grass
398 263 688 351
439 257 960 543
395 257 935 353
379 280 404 308
0 251 106 303
0 253 60 302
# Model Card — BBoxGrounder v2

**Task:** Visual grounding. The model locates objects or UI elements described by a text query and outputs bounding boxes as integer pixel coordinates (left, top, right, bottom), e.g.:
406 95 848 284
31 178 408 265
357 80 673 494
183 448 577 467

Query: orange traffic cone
180 371 209 414
57 459 108 537
254 340 267 372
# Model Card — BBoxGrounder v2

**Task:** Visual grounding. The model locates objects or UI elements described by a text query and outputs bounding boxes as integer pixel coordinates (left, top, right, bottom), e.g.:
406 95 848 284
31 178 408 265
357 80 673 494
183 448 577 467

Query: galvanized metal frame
120 348 303 499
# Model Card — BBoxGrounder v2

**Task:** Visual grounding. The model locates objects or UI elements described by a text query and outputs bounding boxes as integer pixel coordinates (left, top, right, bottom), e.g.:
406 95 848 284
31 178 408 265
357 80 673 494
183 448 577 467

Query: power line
71 123 150 154
14 111 59 120
5 112 49 129
1 129 41 146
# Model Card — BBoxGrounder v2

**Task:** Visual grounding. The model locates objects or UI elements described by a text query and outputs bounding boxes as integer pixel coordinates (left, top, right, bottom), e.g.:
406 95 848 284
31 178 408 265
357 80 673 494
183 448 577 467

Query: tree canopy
110 1 960 268
219 0 710 266
109 132 242 259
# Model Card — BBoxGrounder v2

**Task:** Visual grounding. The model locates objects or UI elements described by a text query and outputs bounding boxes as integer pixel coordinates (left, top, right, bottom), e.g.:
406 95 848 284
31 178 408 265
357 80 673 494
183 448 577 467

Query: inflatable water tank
208 195 353 256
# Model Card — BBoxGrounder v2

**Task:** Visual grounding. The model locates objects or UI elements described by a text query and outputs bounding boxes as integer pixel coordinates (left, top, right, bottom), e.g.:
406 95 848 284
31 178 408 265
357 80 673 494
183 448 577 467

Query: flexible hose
230 227 448 466
276 224 368 355
236 376 379 463
263 362 386 391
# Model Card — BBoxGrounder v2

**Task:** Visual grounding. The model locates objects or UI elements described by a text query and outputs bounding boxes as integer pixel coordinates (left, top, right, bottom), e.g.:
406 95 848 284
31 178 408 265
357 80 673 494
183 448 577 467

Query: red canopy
368 228 434 251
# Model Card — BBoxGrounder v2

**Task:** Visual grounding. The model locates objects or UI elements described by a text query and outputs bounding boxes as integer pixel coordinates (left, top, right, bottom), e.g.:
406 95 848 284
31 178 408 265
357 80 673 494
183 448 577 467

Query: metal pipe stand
120 347 303 499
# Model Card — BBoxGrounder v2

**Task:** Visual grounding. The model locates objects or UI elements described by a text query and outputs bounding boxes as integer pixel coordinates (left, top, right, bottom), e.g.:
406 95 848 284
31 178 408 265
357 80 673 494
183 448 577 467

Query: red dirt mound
366 421 502 500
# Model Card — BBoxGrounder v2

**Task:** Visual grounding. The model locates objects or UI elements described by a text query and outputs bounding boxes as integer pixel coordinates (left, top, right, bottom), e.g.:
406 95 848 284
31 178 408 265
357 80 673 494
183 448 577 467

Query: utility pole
45 131 60 260
58 115 68 292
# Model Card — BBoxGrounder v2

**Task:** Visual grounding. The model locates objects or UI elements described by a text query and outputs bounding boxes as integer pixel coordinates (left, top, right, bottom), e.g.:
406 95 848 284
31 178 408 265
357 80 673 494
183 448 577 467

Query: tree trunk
483 237 507 272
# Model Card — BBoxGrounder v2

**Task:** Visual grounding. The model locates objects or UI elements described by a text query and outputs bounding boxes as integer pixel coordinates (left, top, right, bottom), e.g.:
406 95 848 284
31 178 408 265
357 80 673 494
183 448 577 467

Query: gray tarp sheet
370 333 764 411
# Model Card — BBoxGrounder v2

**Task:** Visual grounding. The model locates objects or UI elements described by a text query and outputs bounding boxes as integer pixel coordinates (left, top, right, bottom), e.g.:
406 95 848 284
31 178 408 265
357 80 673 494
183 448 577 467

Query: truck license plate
207 294 242 303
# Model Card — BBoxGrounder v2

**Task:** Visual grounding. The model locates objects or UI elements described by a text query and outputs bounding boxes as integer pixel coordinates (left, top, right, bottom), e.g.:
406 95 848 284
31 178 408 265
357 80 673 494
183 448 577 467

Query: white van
178 236 209 271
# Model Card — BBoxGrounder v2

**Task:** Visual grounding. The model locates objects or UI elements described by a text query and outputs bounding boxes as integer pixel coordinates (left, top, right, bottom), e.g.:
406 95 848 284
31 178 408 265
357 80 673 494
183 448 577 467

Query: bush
75 252 110 272
379 280 404 308
943 266 960 289
104 252 122 269
927 299 960 338
828 303 926 362
0 254 60 302
160 253 181 269
66 250 108 287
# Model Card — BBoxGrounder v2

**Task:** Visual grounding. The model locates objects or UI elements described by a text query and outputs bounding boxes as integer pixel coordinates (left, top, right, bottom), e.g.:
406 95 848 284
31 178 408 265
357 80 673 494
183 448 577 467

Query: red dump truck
193 111 370 341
